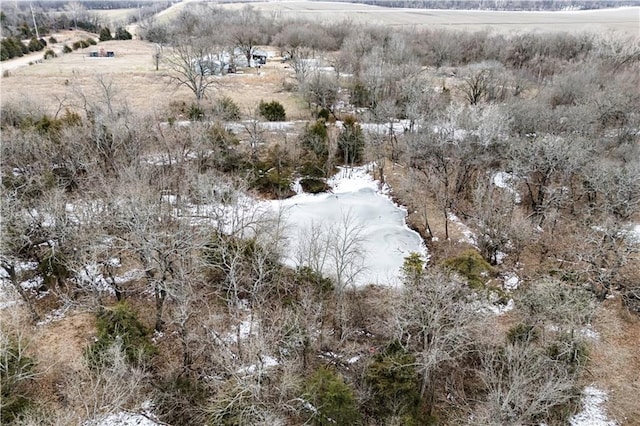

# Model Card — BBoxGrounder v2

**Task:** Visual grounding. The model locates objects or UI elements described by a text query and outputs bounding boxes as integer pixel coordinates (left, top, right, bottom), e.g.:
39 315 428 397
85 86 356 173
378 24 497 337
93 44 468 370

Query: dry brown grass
0 36 309 120
589 300 640 425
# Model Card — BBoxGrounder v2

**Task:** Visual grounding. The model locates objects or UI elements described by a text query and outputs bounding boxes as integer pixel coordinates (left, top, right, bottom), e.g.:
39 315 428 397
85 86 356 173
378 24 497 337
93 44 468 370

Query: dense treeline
1 4 639 425
0 1 171 38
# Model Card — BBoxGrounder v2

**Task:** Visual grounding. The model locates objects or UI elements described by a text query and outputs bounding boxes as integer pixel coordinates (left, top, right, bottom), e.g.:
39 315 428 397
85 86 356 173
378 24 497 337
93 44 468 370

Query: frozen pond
266 165 427 287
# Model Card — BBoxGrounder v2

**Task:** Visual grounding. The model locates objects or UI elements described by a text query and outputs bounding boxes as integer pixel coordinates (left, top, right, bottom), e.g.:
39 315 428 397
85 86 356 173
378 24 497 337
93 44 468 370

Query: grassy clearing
0 37 309 120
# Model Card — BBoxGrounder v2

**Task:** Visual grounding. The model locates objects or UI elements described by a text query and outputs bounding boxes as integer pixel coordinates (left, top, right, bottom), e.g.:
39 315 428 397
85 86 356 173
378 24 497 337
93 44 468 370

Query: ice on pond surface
266 165 427 288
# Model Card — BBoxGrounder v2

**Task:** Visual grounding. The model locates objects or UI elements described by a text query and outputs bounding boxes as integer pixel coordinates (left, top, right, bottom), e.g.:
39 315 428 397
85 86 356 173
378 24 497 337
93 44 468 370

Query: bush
350 80 373 108
507 323 539 345
87 38 97 46
300 178 329 194
72 41 82 50
188 103 204 121
250 160 294 198
99 27 113 42
364 340 421 423
115 27 133 40
336 115 365 164
85 302 157 368
295 266 333 294
27 37 45 52
303 367 361 426
48 36 58 44
1 37 27 61
442 249 495 289
43 49 56 60
62 44 72 54
258 100 286 121
38 249 70 289
301 119 329 159
212 96 241 121
0 335 36 423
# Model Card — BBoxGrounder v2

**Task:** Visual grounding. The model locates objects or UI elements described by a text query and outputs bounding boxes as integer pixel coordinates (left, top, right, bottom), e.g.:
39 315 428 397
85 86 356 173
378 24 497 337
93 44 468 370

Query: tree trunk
154 282 166 332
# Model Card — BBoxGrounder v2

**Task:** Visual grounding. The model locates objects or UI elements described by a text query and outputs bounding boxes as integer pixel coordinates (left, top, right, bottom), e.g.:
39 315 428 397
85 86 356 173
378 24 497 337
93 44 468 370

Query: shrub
99 27 113 42
300 178 329 194
27 37 45 52
1 37 26 61
546 335 589 371
364 340 421 424
295 266 333 294
72 41 82 50
38 249 70 289
115 27 133 40
336 115 365 164
507 323 539 345
250 160 294 198
43 49 56 59
212 96 241 121
62 44 72 53
301 119 329 158
350 80 373 108
317 108 331 121
87 38 97 45
0 335 36 423
188 103 204 121
85 302 156 368
303 367 361 426
442 249 495 289
48 36 57 44
258 100 286 121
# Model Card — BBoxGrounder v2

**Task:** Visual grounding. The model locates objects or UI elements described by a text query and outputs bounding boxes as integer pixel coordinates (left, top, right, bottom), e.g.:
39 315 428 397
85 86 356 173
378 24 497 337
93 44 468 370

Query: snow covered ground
570 386 618 426
86 411 161 426
266 165 427 287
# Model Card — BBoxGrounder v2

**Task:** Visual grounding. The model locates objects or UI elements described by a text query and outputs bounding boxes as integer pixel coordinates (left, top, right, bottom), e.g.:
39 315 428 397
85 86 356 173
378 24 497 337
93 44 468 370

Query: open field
0 36 309 120
91 7 138 26
220 1 640 34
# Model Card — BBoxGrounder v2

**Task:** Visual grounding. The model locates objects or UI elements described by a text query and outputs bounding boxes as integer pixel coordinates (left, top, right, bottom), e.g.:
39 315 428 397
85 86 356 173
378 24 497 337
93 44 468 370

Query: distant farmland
219 1 640 34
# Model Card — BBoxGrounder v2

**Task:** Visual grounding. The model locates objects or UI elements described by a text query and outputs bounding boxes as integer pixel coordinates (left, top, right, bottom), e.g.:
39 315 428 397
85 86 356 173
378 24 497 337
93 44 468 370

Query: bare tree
64 1 85 31
164 37 222 103
395 268 484 415
229 6 268 68
474 342 579 425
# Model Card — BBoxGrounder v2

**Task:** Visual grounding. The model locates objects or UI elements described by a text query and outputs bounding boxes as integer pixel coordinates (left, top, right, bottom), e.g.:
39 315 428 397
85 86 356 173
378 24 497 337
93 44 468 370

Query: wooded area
1 2 639 425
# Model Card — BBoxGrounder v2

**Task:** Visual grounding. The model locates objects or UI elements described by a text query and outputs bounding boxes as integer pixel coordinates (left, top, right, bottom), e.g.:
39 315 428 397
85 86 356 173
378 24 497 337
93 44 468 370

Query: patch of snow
236 355 279 375
37 305 71 326
570 386 617 426
359 120 415 135
85 411 162 426
492 171 521 203
624 223 640 244
503 273 520 291
486 298 514 315
106 258 121 267
224 318 256 344
20 276 43 290
224 120 302 134
347 355 361 364
579 325 600 341
448 213 477 245
319 351 340 360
